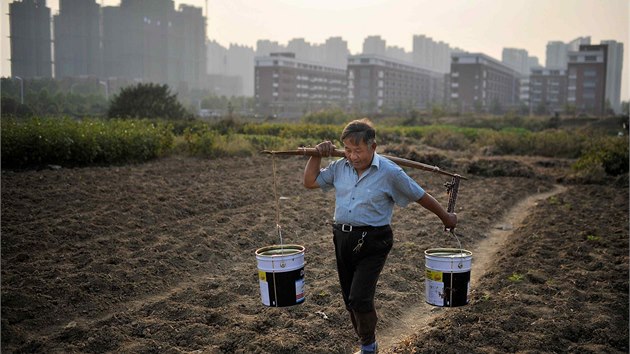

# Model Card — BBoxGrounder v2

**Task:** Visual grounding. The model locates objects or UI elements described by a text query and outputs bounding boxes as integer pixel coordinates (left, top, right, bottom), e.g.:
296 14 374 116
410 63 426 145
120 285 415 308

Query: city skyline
2 0 628 99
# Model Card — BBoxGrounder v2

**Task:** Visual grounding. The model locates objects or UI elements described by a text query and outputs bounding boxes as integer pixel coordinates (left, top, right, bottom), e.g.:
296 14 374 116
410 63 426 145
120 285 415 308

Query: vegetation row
2 116 627 179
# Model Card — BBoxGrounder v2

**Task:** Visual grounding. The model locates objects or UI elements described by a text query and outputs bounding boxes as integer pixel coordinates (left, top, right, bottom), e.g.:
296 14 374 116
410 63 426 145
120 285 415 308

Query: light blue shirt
316 153 425 226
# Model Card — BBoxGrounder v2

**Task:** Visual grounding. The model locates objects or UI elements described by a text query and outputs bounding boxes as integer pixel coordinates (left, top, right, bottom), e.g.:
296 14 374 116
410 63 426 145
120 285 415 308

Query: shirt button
349 210 352 213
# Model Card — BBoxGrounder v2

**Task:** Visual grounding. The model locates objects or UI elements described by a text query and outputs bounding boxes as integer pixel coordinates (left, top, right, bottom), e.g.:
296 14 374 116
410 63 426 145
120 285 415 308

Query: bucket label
295 277 305 302
425 278 445 306
425 268 471 307
426 269 443 282
258 267 305 307
259 279 270 306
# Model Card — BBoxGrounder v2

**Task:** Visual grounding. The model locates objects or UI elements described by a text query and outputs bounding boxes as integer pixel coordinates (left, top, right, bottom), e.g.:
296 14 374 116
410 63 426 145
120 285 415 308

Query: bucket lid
425 248 472 258
256 244 305 257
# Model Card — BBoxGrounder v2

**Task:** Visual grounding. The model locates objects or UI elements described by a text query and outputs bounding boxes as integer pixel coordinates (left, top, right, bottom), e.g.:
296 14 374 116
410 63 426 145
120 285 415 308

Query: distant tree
431 103 446 118
108 83 189 119
302 108 349 125
564 103 577 117
1 96 33 117
621 101 629 116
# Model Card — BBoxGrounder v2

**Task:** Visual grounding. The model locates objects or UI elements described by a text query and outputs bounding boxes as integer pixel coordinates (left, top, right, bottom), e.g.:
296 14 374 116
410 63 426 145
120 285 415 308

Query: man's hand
443 212 457 230
315 141 336 157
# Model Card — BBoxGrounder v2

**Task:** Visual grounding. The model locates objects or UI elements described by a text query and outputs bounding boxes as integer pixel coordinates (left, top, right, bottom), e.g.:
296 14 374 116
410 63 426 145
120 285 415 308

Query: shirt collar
372 153 382 169
344 152 381 170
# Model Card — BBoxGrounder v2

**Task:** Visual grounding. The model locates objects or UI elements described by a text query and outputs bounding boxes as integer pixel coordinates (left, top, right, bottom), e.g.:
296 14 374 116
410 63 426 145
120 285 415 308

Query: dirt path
378 185 567 351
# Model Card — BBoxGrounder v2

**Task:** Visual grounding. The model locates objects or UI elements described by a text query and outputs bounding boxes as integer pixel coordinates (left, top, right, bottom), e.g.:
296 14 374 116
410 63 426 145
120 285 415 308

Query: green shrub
107 83 190 119
573 135 629 176
1 117 173 168
177 125 258 158
301 108 351 125
526 129 586 158
420 128 471 151
244 135 285 151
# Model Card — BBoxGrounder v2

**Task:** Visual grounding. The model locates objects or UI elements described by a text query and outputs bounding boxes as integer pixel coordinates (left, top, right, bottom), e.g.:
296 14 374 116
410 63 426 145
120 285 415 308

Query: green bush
301 108 351 125
241 123 341 143
1 117 173 168
420 127 472 151
108 83 190 119
573 135 629 176
526 129 585 158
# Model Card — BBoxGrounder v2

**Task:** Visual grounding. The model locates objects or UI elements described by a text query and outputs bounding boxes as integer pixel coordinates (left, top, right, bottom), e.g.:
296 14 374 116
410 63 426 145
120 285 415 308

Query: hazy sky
2 0 629 99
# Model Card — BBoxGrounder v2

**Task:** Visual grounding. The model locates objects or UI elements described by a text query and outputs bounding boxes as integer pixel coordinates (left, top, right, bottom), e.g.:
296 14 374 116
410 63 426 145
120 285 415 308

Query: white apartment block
546 36 591 70
601 40 624 113
255 53 348 118
412 34 457 74
502 48 530 76
362 36 387 56
348 54 446 115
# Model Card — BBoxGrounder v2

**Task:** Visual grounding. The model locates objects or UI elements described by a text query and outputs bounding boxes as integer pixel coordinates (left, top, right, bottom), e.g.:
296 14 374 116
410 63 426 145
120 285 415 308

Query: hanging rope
271 154 283 246
445 175 460 214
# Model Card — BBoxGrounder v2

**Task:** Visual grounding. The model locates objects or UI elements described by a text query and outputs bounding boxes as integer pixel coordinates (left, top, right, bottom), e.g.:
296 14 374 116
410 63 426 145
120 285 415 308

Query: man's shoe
355 342 378 354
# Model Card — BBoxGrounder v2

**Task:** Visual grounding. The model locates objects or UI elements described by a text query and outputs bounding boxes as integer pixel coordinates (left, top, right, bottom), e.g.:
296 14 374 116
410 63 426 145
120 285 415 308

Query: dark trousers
333 226 393 345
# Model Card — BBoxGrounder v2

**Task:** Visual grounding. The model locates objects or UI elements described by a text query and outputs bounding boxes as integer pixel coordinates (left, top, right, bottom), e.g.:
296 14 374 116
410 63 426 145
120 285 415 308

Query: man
303 119 457 354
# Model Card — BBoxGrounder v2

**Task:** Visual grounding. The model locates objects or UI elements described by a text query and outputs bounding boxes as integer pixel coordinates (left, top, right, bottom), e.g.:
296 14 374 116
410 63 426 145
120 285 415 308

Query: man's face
343 137 376 172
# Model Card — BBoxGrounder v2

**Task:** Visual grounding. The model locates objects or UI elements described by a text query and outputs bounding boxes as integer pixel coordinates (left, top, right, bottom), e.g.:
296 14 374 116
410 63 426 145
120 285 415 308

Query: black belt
333 224 390 233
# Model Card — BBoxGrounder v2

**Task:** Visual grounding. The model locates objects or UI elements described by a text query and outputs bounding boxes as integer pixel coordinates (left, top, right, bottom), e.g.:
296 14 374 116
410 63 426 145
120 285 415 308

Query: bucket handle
449 229 464 255
449 229 467 271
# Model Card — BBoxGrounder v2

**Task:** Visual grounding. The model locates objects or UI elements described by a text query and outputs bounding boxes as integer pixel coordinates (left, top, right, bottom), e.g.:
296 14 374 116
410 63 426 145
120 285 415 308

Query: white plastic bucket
255 244 305 307
424 248 472 307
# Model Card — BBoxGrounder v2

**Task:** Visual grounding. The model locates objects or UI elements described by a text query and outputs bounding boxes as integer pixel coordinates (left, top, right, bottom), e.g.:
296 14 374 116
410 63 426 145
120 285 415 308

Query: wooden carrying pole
262 148 467 180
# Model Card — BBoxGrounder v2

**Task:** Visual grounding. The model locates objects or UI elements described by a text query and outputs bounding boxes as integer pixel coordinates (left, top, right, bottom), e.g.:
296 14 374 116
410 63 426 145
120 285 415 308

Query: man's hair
340 118 376 146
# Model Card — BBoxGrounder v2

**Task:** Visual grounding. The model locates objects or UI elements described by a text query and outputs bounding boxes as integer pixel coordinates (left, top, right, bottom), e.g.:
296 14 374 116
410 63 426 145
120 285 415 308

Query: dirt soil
2 153 628 353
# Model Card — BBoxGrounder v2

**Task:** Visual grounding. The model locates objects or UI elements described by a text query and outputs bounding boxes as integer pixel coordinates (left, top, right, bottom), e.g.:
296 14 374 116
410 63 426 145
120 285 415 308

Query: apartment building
9 0 53 78
256 38 349 71
601 40 624 113
347 54 445 115
502 48 529 76
54 0 101 78
363 36 387 56
102 0 206 90
412 35 458 74
567 44 609 115
529 69 568 114
546 37 591 70
225 44 255 96
450 53 521 114
255 53 347 118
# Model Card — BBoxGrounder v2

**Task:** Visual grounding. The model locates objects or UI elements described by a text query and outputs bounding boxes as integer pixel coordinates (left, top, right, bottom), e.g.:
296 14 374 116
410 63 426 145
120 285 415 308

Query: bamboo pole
261 148 467 180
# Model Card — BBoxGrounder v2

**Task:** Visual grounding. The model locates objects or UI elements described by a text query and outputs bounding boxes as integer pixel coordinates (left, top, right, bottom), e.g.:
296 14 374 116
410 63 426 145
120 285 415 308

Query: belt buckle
341 224 353 232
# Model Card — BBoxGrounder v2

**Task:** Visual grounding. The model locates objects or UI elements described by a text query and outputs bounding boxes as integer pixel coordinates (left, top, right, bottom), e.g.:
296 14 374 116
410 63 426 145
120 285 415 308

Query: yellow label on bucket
426 269 443 282
258 270 266 281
